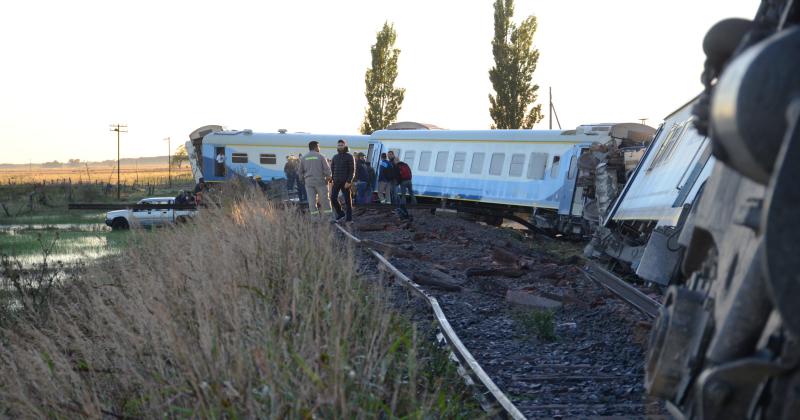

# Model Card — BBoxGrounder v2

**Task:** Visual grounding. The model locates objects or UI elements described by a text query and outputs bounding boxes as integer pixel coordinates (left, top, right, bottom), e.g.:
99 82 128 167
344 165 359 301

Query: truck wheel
175 216 188 224
111 218 129 231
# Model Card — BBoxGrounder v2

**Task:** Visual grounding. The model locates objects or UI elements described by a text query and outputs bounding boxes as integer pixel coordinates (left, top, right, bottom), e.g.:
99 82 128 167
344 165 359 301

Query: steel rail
579 259 662 319
335 224 526 420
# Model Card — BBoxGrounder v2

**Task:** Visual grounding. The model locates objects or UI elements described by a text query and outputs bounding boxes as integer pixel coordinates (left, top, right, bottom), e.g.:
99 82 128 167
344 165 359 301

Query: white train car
187 125 368 183
369 124 654 231
589 96 716 284
606 97 714 226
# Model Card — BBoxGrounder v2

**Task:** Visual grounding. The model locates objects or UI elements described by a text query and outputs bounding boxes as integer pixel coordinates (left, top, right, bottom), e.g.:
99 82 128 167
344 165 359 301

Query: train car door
557 147 582 215
367 140 382 188
214 146 226 177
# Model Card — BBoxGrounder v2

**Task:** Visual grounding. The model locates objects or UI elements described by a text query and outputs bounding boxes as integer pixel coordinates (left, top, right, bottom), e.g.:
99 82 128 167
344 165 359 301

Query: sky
0 0 758 164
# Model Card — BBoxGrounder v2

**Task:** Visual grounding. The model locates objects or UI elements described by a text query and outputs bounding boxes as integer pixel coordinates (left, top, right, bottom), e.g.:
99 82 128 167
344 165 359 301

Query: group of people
293 139 416 223
377 151 416 205
175 178 209 206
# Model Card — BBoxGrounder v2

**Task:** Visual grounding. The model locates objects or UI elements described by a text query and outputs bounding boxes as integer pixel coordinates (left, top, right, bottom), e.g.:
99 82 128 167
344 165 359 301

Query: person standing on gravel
330 139 355 223
283 155 298 197
387 150 401 205
299 141 332 218
395 159 416 205
295 153 307 202
378 153 394 204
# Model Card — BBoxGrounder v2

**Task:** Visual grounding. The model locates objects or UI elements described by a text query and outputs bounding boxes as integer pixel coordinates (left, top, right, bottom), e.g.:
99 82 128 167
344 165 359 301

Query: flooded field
0 222 125 267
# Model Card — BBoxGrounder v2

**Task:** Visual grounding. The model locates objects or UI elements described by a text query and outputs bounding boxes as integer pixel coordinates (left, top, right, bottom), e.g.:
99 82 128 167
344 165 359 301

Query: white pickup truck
105 197 196 230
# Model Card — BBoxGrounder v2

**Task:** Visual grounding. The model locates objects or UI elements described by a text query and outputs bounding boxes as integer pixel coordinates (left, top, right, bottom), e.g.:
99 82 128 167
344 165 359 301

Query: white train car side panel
370 129 598 211
608 98 715 226
195 130 368 182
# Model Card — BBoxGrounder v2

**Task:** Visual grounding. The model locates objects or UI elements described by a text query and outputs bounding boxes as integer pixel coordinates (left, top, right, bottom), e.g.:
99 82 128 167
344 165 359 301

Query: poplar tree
360 22 405 135
488 0 544 129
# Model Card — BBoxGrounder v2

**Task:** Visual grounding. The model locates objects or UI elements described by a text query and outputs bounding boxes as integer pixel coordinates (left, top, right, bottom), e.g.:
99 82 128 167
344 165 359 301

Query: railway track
335 207 666 418
579 260 662 319
335 224 526 419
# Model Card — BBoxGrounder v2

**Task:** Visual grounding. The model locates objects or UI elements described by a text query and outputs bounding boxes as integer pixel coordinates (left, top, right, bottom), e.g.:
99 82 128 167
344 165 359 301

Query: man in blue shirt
378 153 394 204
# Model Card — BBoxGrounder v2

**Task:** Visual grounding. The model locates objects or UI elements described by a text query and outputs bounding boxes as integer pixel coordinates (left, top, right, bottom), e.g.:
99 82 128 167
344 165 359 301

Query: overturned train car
645 1 800 418
584 98 715 285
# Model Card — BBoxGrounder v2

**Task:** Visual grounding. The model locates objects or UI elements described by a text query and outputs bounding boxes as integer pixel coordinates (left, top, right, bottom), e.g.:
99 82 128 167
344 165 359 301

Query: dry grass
0 194 480 418
0 164 191 184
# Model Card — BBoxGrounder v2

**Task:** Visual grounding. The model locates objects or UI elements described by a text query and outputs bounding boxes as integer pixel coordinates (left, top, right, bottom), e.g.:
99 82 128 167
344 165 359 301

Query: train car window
550 156 561 178
567 155 578 179
452 152 466 173
404 150 416 168
648 121 688 171
509 154 525 177
435 151 449 172
527 152 548 179
418 151 432 171
232 153 248 163
489 153 505 175
470 153 485 174
259 154 277 165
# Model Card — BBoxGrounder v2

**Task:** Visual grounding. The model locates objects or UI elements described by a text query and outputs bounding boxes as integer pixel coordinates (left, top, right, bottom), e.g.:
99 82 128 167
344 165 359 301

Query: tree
360 22 405 135
172 144 188 169
488 0 544 129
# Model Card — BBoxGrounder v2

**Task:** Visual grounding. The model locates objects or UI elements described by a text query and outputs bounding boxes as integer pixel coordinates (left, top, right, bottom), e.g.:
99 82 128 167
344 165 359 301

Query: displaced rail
334 224 526 420
579 260 662 318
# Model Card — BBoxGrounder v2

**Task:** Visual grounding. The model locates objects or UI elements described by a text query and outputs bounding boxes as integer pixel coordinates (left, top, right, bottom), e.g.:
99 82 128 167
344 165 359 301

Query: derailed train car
645 1 800 418
584 97 715 285
368 124 654 233
186 125 368 183
187 123 654 232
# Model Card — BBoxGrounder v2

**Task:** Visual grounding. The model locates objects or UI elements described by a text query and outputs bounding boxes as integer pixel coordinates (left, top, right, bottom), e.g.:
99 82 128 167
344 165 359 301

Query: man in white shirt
215 151 225 176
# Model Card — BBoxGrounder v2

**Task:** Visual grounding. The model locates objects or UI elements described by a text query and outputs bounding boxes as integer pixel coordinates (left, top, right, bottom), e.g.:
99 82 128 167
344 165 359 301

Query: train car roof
372 123 653 144
202 130 369 148
371 129 587 143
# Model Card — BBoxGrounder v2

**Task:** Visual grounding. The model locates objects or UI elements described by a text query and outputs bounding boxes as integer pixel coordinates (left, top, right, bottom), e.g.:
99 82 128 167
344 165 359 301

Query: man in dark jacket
387 150 401 204
283 156 298 196
329 139 355 223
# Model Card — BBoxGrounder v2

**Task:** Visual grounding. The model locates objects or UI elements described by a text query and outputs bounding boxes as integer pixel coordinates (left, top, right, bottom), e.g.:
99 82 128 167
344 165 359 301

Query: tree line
360 0 543 134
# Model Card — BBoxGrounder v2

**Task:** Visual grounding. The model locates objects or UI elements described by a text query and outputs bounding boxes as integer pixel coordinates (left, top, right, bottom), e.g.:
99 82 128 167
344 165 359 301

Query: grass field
0 195 483 418
0 163 192 184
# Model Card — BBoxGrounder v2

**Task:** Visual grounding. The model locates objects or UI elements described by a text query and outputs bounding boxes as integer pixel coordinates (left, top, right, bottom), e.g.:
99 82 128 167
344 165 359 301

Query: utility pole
164 137 171 189
548 87 562 130
109 123 128 200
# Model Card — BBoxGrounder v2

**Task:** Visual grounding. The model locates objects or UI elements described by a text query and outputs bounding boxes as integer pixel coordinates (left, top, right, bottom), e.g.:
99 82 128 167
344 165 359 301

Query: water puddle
13 236 118 267
0 223 109 235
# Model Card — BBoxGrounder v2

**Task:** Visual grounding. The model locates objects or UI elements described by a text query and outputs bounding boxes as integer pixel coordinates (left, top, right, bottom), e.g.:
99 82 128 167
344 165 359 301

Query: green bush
513 308 557 342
